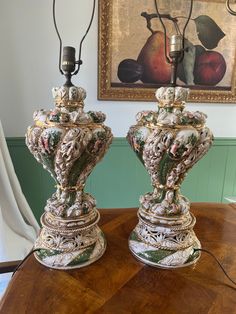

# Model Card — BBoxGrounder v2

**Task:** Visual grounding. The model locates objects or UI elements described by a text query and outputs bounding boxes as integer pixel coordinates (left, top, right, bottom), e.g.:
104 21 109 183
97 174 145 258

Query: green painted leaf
68 244 96 266
159 153 176 184
194 15 225 49
41 155 57 182
129 231 142 242
36 249 61 259
138 249 174 263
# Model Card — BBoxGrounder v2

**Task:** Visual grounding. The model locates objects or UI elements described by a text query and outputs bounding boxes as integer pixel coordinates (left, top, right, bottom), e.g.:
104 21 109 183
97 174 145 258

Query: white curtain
0 121 39 262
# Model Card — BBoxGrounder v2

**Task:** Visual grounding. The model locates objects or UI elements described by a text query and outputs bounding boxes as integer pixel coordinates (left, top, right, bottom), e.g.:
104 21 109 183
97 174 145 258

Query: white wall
0 0 236 137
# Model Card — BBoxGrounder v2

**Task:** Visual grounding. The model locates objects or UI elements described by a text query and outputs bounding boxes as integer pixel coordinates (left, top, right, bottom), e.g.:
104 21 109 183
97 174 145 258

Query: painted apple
117 59 143 83
194 51 226 86
137 31 171 84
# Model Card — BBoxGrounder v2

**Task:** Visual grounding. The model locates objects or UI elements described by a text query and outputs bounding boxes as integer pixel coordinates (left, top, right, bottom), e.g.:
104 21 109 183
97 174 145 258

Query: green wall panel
6 137 236 223
7 138 54 222
222 146 236 200
86 138 151 208
181 145 228 202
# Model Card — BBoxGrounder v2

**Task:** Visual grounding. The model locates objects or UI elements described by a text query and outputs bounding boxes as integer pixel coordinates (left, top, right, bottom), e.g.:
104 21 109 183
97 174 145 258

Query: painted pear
137 31 171 84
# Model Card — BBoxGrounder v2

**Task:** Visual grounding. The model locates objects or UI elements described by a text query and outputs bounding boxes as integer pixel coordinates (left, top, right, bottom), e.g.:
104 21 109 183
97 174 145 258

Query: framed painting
98 0 236 103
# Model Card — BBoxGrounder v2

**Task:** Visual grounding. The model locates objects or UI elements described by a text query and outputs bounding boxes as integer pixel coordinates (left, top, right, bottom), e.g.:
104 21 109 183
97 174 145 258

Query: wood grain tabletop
1 203 236 314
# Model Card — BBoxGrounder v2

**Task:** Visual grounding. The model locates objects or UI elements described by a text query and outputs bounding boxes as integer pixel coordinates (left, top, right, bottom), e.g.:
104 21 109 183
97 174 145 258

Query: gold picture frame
98 0 236 103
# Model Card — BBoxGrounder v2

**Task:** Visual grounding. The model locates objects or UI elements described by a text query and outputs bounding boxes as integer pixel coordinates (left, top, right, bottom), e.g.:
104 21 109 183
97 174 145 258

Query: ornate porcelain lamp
127 0 213 268
26 0 113 269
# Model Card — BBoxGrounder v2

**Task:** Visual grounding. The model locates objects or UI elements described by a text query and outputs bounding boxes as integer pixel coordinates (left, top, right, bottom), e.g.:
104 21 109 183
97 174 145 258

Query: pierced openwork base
34 232 106 270
129 211 201 268
33 210 106 269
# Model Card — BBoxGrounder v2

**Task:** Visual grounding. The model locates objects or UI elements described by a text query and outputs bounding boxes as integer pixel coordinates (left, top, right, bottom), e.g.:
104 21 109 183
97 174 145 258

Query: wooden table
1 203 236 314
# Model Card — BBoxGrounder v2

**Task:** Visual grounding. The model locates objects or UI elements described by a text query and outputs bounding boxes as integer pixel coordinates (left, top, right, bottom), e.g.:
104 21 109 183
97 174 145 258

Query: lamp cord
52 0 96 76
10 247 236 288
11 248 41 278
194 248 236 287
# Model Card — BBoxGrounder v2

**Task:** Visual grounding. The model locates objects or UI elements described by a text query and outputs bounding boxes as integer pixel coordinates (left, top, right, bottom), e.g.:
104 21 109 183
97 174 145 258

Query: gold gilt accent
35 120 103 129
138 211 196 229
54 99 84 108
56 184 85 192
140 123 204 130
41 212 101 234
158 101 185 108
155 123 204 130
154 183 180 190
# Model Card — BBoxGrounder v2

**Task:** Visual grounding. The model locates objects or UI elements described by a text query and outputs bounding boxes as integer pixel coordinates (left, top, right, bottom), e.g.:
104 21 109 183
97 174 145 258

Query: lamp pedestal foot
129 210 201 268
33 211 106 270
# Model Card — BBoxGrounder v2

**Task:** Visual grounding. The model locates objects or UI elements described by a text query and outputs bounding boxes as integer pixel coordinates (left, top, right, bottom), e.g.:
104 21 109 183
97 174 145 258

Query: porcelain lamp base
33 210 106 270
34 230 106 270
129 212 201 268
129 235 200 268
